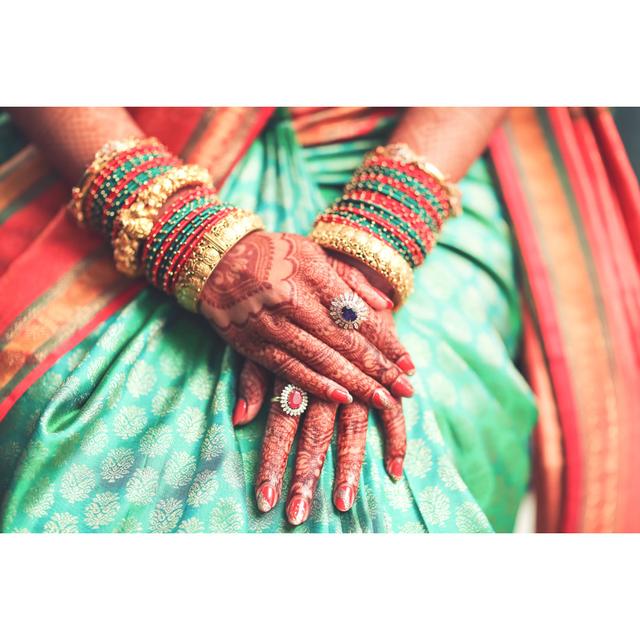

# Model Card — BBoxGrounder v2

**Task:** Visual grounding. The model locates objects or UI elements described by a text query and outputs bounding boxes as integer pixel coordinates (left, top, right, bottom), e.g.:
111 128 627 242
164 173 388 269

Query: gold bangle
68 137 163 226
174 209 265 312
311 220 414 307
372 143 462 217
112 164 215 277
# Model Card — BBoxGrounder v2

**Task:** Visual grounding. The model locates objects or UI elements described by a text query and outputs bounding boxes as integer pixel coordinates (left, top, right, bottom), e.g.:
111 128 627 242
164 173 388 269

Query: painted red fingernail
330 388 353 404
391 374 414 398
287 496 309 526
232 398 248 426
397 354 416 375
256 482 277 513
334 484 355 512
388 457 403 480
374 291 394 310
372 388 393 409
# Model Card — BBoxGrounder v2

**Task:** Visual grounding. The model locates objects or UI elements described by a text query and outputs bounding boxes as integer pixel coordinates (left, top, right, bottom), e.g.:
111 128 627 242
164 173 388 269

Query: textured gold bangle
175 209 265 312
373 143 462 217
112 164 215 277
311 220 414 307
68 137 162 226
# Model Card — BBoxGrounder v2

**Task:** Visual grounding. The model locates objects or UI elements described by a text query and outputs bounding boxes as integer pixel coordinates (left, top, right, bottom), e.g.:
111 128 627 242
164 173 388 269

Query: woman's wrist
311 141 460 307
172 206 264 312
66 136 263 312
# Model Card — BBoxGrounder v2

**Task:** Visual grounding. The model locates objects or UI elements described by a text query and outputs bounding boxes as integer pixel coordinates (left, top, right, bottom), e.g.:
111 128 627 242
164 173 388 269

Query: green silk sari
0 109 536 533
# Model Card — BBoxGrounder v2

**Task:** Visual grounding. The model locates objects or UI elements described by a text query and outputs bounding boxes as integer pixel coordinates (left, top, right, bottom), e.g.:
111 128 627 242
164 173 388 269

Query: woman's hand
234 366 407 525
233 311 409 526
199 230 415 408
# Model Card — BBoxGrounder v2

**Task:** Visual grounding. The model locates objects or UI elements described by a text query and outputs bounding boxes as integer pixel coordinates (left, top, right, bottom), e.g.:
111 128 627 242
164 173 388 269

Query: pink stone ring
271 384 309 417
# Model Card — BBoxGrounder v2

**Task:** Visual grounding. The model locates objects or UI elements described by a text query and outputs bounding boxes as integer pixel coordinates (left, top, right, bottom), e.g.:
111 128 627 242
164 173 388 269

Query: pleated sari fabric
490 107 640 532
0 107 536 533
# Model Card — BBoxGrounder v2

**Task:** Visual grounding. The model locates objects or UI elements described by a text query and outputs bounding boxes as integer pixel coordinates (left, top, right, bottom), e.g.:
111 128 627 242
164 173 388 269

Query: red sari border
491 107 640 532
489 117 584 532
0 282 143 422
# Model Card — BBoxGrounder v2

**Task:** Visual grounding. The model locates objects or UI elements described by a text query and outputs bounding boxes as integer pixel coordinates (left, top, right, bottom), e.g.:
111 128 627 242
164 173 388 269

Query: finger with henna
285 399 338 526
233 360 270 427
333 401 369 512
254 379 301 513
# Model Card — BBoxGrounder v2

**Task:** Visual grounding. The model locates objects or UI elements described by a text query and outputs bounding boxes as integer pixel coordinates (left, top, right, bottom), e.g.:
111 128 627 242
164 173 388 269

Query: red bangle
164 206 233 294
141 186 214 269
343 189 438 246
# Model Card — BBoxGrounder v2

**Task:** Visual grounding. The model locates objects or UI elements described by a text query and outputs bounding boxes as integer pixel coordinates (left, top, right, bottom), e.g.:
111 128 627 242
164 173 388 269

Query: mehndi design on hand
234 312 408 527
199 230 414 408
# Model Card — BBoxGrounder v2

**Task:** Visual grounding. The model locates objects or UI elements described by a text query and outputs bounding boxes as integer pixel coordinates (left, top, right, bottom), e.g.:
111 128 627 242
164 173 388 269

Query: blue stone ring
329 292 369 330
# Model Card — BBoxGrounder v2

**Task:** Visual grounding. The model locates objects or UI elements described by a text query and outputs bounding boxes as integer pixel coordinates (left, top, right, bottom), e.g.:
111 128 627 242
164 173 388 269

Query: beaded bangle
365 144 462 217
68 138 158 225
102 162 178 236
352 165 449 219
90 149 176 232
319 207 425 267
311 142 462 307
343 192 439 247
139 185 264 307
68 137 265 316
112 165 214 276
160 205 231 294
336 196 431 261
143 188 215 283
67 138 217 279
152 203 224 293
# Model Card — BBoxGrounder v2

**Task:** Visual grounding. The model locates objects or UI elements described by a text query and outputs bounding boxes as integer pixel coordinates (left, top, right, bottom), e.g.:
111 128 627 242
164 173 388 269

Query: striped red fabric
491 107 640 532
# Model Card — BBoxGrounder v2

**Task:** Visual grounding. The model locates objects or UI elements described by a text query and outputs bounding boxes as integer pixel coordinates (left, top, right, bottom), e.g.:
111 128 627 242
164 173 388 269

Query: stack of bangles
67 137 264 312
311 143 461 307
68 138 459 315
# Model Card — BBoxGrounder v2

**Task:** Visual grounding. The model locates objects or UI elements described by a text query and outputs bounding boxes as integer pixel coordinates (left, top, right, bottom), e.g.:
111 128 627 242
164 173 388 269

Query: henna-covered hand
199 230 414 407
233 309 410 527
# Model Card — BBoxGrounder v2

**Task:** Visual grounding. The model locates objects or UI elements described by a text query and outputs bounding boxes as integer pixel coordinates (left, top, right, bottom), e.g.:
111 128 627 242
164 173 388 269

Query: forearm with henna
8 107 141 183
389 107 508 180
8 107 198 227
